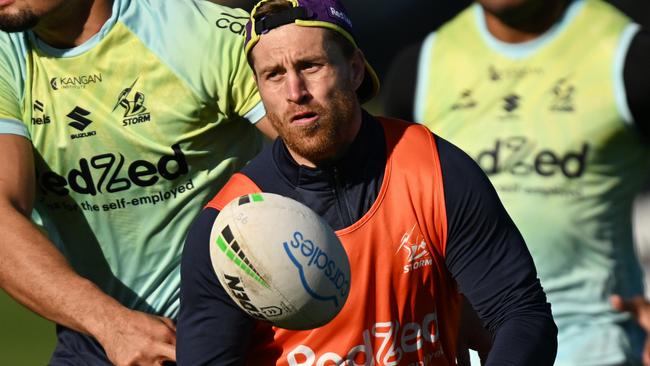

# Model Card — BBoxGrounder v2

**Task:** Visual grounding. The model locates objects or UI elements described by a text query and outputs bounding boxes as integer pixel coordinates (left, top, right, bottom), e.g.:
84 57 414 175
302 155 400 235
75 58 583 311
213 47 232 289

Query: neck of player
483 1 569 43
34 0 113 49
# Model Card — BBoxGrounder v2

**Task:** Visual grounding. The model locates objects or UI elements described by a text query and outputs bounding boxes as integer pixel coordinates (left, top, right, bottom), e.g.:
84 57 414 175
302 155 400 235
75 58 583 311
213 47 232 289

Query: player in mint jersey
0 0 275 364
383 0 650 364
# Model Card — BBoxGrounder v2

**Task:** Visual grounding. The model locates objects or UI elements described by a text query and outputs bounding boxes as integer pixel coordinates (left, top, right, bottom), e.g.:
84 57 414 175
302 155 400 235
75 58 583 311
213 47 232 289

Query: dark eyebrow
296 54 328 65
258 64 284 76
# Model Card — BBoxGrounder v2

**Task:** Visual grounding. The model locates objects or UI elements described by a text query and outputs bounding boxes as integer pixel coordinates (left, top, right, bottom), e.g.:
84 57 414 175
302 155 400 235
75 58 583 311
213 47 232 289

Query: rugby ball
209 192 351 330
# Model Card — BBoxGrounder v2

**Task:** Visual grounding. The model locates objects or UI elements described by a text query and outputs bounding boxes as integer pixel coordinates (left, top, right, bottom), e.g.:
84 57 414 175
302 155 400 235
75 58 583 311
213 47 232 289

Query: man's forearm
486 306 557 366
0 204 126 341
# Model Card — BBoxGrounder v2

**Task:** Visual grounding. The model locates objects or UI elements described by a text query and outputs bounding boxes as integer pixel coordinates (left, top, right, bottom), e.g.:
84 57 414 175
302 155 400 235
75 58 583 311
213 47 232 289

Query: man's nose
285 71 308 104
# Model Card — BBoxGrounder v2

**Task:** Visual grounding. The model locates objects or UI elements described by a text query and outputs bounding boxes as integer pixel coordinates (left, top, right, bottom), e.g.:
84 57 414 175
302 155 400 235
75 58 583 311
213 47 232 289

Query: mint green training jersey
415 0 650 364
0 0 265 318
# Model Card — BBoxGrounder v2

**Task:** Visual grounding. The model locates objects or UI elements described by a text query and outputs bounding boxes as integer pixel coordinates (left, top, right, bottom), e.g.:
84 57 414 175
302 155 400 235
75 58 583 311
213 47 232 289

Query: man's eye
305 64 316 69
266 71 281 80
302 63 321 73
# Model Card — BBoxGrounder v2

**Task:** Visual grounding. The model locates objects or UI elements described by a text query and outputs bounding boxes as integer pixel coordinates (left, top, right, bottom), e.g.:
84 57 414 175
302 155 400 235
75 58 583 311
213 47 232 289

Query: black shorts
49 325 177 366
49 325 111 366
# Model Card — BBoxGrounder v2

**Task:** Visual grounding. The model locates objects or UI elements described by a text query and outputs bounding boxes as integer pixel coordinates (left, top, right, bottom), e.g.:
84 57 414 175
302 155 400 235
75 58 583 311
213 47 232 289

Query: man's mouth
0 0 16 8
291 111 319 125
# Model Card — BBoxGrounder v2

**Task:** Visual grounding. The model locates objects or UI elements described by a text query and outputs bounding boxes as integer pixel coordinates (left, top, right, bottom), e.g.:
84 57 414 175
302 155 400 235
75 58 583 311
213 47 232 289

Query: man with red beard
176 0 557 365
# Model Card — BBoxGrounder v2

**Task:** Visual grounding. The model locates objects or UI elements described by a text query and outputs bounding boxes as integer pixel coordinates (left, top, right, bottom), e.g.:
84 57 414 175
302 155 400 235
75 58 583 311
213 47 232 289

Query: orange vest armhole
428 133 449 256
378 117 449 257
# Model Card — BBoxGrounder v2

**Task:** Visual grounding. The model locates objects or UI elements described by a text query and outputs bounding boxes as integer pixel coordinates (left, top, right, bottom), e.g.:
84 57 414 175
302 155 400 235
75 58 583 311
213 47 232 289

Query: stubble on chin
0 8 38 33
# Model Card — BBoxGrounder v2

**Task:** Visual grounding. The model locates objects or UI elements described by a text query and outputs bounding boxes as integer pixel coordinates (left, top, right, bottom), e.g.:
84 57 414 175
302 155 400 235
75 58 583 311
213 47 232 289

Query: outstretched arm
0 134 176 365
178 207 255 365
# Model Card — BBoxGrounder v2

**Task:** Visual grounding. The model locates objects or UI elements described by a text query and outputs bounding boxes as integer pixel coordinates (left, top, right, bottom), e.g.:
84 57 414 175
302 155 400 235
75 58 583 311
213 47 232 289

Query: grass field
0 291 56 364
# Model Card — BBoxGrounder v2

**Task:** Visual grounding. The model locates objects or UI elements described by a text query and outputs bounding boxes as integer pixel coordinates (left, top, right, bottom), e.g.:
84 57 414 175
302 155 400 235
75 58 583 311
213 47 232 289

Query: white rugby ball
209 192 351 330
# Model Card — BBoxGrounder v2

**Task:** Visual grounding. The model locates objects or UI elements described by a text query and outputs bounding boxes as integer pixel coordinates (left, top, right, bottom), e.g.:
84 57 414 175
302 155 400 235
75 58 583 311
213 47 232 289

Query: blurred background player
0 0 274 364
382 0 650 364
177 0 557 365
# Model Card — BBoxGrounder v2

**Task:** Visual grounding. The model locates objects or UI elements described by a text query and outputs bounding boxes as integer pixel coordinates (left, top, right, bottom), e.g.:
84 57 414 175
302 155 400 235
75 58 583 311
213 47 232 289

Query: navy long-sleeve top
177 113 557 365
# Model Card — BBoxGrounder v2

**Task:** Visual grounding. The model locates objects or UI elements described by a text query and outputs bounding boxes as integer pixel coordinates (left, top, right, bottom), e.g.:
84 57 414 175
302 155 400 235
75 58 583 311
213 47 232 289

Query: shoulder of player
0 32 28 122
123 0 249 44
0 31 28 71
435 134 500 217
189 0 251 34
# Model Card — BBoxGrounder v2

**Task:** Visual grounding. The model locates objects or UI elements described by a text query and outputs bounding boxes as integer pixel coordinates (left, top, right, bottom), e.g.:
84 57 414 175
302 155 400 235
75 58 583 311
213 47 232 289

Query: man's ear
350 49 366 92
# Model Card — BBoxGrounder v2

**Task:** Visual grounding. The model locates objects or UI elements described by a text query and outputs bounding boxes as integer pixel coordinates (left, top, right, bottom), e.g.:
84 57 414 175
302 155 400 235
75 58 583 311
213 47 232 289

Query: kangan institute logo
216 12 248 35
488 64 544 82
396 224 432 273
113 78 151 127
50 73 103 90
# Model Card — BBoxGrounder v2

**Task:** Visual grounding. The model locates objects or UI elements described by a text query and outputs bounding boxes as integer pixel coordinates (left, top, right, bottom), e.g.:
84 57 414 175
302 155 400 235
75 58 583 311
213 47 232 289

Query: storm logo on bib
397 223 432 273
113 78 152 127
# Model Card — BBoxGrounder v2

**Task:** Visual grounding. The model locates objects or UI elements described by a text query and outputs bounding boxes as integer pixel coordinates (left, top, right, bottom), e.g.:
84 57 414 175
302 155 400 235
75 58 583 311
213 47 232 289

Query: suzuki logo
503 94 520 113
67 106 92 131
